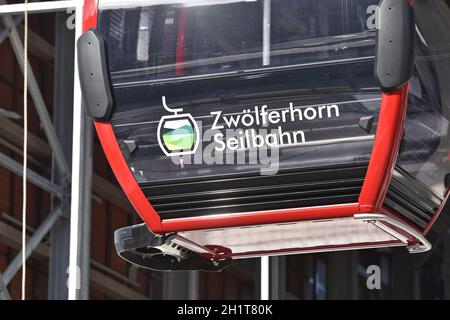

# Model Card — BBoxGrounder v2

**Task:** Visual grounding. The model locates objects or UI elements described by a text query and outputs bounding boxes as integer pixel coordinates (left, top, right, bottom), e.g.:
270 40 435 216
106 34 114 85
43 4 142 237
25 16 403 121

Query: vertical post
261 0 271 301
262 0 271 66
327 253 352 299
48 12 74 300
350 252 360 299
261 256 269 300
270 256 281 299
78 117 93 300
444 232 450 299
68 2 92 300
189 271 199 300
163 272 191 300
391 250 415 299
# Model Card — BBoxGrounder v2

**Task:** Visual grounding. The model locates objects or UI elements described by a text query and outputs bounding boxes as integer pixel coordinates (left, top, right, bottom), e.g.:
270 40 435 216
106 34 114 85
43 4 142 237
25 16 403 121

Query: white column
68 0 86 300
262 0 271 66
261 256 270 300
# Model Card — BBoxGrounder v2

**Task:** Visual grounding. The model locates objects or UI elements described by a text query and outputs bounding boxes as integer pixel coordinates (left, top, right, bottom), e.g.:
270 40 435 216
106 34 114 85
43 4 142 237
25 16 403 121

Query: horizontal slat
141 163 368 197
158 193 360 219
141 163 367 219
384 166 442 229
153 186 362 210
150 178 364 203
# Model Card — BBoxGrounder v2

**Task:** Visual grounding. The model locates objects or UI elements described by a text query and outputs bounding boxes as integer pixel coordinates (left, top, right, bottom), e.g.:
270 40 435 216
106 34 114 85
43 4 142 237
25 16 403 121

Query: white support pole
0 0 76 15
68 1 84 300
261 256 269 300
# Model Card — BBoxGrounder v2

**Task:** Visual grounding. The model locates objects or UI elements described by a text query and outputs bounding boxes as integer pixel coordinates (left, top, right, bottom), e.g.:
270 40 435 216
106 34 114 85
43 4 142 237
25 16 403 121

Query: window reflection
99 0 380 83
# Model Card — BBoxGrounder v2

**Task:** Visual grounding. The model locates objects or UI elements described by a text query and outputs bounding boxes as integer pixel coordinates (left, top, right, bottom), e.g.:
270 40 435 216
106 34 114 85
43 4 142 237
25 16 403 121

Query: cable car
78 0 450 271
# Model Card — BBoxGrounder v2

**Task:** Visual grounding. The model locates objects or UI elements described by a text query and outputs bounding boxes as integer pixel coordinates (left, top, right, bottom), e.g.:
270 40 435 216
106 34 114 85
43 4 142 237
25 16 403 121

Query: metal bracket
114 223 232 272
354 213 432 254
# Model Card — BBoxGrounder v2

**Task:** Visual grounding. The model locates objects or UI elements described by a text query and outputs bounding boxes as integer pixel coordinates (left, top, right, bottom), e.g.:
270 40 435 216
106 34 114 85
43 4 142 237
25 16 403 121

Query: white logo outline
157 96 200 157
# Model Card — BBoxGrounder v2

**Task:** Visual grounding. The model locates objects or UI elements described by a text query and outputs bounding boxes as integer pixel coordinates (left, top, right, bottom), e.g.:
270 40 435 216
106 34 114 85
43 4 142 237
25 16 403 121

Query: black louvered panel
384 166 442 229
140 163 368 219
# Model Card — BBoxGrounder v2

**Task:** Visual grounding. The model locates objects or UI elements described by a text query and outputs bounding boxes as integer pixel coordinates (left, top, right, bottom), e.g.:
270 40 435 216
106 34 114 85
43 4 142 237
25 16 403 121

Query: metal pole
270 256 281 300
0 152 63 197
261 256 270 300
48 11 75 300
0 0 76 15
0 0 71 177
0 16 22 45
78 113 93 300
262 0 271 66
69 2 92 300
163 272 191 300
2 207 63 285
0 273 11 300
188 271 199 300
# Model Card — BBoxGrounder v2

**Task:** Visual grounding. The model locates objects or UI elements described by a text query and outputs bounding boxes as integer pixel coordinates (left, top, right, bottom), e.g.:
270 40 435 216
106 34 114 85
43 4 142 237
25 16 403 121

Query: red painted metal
94 124 163 232
82 0 98 32
359 85 409 213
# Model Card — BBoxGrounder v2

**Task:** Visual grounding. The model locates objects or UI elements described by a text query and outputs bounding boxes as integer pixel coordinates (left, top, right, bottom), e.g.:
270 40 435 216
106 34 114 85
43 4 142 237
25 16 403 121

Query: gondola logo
157 96 200 157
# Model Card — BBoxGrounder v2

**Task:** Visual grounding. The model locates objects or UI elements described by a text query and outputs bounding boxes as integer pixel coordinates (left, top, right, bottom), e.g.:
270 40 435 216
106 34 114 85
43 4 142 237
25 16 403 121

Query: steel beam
0 15 22 45
0 0 76 15
163 273 191 300
0 219 148 299
17 25 55 61
0 0 70 177
48 11 74 300
188 271 199 300
73 113 93 300
0 116 134 213
0 220 48 258
2 206 63 285
269 256 281 300
68 2 92 300
0 273 11 300
0 152 63 197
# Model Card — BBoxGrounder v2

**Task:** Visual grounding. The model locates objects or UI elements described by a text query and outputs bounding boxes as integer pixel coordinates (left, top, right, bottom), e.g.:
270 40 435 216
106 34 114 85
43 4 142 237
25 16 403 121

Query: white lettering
211 110 224 129
214 133 226 152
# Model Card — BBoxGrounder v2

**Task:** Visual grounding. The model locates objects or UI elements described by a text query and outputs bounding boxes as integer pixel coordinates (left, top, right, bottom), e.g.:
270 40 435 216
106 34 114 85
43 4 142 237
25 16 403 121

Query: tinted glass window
396 1 450 197
98 0 381 184
99 0 378 84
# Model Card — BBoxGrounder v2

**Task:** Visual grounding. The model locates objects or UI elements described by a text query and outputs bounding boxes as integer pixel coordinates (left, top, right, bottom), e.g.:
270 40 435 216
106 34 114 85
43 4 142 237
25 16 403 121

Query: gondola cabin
78 0 450 271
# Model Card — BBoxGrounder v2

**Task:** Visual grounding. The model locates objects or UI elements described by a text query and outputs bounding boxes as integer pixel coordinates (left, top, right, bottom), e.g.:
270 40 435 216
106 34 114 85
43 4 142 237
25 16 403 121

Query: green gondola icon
157 96 200 157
